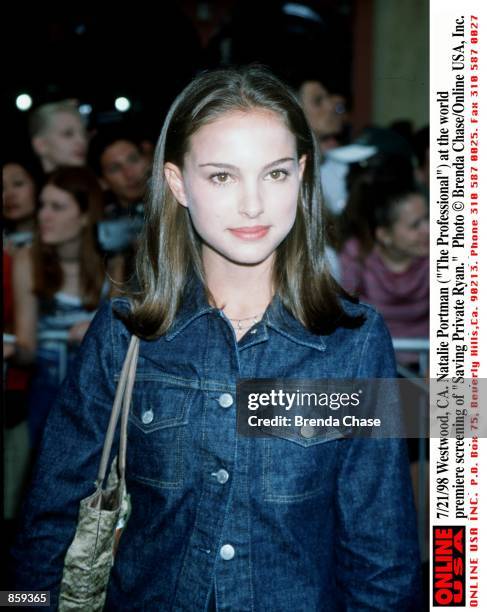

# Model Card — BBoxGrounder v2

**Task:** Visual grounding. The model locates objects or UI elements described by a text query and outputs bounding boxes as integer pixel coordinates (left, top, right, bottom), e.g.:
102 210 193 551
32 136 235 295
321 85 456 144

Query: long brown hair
124 65 363 338
33 166 105 310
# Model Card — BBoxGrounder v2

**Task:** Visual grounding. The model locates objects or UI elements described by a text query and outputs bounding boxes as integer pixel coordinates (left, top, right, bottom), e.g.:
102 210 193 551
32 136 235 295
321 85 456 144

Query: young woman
10 166 119 450
3 160 39 254
29 99 88 173
12 67 421 610
339 179 429 367
3 159 42 526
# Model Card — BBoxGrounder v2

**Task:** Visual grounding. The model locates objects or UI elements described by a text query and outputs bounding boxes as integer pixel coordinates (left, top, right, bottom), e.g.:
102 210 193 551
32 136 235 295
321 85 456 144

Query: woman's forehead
40 183 76 204
186 109 296 164
48 111 82 131
394 194 427 222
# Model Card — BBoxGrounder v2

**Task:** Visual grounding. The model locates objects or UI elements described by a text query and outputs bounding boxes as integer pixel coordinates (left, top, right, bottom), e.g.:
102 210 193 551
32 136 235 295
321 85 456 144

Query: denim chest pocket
261 428 348 503
127 379 194 489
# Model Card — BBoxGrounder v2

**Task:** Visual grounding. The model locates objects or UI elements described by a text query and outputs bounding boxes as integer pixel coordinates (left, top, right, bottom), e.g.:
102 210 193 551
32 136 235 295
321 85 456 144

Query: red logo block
433 526 466 606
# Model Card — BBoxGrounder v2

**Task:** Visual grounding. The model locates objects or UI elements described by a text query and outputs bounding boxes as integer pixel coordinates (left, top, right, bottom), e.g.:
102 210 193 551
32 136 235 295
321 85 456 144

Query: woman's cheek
278 190 300 221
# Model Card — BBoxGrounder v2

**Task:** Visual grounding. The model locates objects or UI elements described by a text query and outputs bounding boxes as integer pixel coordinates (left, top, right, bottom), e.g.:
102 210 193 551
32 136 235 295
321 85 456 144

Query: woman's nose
123 166 137 182
76 134 88 149
38 207 51 222
238 184 264 218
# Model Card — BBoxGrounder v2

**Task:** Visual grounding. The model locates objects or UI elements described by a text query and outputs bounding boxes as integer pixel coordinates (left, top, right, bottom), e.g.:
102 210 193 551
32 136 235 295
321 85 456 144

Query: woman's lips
4 202 21 211
228 225 270 240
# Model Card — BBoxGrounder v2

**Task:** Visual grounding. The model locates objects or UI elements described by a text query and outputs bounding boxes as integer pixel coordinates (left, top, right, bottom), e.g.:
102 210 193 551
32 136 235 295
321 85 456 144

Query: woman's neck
56 236 82 263
42 158 56 173
54 237 82 295
377 244 414 273
14 218 35 234
203 248 274 320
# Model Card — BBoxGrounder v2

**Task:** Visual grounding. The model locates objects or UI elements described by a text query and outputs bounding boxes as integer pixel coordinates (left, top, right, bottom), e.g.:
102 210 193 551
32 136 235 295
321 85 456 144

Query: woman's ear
164 163 187 207
375 226 392 247
31 136 48 158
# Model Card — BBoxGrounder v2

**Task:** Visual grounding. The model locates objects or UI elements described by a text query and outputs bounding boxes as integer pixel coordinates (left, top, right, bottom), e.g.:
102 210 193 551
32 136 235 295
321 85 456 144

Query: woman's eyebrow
198 157 295 170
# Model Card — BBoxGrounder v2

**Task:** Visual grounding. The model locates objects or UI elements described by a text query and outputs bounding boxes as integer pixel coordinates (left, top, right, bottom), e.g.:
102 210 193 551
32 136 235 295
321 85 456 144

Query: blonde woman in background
29 99 88 173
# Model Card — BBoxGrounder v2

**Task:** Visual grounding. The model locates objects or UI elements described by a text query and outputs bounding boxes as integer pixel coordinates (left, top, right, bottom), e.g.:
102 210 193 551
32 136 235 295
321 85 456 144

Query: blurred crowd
3 101 152 522
297 71 429 371
3 75 430 533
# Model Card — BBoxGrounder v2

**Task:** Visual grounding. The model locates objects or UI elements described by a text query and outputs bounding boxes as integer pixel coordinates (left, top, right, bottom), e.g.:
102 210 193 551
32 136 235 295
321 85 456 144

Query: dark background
4 0 356 151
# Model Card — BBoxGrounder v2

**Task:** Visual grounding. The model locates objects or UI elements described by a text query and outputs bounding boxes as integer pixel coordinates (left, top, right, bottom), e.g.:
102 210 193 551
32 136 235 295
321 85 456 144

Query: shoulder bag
58 335 140 611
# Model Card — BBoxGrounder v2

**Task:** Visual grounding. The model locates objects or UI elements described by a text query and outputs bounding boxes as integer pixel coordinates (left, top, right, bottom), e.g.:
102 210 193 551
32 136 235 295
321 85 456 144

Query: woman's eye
210 173 231 185
266 169 289 181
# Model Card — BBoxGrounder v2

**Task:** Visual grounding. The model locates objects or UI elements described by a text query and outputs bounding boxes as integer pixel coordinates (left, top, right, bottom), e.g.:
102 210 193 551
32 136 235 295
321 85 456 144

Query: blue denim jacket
13 278 421 611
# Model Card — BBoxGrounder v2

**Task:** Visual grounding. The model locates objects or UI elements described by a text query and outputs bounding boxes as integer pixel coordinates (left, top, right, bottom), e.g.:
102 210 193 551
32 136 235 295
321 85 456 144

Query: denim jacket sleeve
11 300 119 609
334 310 421 610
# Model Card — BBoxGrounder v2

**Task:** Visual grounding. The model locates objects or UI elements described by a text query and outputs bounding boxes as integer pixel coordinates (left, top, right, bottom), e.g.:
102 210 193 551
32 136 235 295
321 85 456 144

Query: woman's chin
203 242 275 267
40 235 57 246
224 251 273 266
416 246 430 258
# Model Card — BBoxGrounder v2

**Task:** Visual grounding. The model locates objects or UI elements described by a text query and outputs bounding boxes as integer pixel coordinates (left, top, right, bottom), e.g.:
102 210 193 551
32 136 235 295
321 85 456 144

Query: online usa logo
433 526 466 606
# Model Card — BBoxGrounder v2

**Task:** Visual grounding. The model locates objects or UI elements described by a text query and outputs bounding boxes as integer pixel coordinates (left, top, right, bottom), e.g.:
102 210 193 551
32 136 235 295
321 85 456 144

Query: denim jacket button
141 409 154 425
220 544 235 560
218 393 233 408
300 424 315 439
214 469 229 484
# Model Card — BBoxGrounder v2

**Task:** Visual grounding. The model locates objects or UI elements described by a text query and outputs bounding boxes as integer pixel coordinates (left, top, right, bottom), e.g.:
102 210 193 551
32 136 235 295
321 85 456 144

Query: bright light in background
115 97 131 112
79 104 93 116
282 3 323 23
16 94 33 111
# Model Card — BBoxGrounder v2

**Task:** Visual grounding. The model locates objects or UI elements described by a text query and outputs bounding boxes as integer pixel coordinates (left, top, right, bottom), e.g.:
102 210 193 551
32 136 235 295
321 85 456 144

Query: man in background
89 126 151 215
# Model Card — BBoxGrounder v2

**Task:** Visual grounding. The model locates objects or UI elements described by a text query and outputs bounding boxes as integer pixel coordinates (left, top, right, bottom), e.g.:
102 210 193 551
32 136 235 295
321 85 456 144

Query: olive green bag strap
96 335 139 488
58 335 139 611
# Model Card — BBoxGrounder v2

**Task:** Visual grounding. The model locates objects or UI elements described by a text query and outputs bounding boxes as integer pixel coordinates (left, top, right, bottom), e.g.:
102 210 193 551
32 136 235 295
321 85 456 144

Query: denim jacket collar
264 298 326 352
165 274 326 352
164 275 216 341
